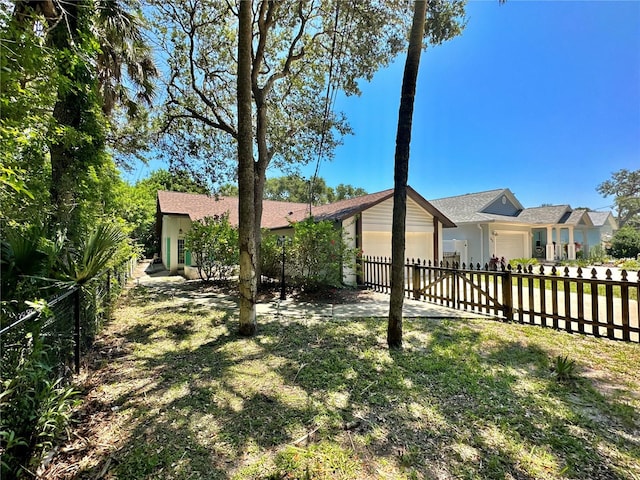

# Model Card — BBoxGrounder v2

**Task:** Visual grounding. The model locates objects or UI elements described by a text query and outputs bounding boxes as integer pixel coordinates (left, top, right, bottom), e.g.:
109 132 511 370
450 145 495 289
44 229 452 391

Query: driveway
132 261 489 321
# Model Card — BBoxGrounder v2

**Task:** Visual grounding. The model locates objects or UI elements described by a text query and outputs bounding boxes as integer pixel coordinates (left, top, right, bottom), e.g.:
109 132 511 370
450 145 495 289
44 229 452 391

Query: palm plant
57 223 127 286
93 0 158 118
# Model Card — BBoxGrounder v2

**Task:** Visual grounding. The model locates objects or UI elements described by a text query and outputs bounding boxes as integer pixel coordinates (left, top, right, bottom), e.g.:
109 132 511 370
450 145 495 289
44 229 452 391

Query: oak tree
152 0 421 333
597 169 640 228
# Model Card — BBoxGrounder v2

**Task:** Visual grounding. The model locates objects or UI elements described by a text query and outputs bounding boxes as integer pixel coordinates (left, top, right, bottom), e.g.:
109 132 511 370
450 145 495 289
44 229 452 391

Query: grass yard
44 283 640 479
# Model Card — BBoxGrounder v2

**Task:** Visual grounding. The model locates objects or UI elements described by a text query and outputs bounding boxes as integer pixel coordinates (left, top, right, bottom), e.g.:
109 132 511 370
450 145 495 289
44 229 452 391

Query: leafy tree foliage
289 218 354 289
185 214 239 282
219 176 367 204
597 169 640 228
120 169 211 257
4 0 157 243
0 5 57 230
608 225 640 259
263 175 367 205
260 231 283 281
1 2 156 473
150 0 448 332
261 219 356 290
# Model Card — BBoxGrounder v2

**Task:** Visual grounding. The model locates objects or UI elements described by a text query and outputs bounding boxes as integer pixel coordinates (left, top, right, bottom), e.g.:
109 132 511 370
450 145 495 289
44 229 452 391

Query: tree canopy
150 0 466 332
263 175 367 205
597 169 640 228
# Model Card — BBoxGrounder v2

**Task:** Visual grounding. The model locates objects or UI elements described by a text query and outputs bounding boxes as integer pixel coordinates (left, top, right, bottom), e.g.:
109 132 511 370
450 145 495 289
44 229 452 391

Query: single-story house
156 187 455 283
430 188 619 266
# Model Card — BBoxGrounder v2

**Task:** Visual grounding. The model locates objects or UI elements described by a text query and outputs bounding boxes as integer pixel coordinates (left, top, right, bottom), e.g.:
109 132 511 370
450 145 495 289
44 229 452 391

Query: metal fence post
74 287 81 374
106 269 111 301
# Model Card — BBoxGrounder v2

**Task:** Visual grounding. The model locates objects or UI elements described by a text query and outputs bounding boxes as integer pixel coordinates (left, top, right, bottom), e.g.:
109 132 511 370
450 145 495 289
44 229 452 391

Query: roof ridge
430 188 507 202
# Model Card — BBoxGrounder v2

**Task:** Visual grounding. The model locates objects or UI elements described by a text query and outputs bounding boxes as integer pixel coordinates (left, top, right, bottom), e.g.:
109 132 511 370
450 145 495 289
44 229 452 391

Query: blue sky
296 0 640 211
130 1 639 212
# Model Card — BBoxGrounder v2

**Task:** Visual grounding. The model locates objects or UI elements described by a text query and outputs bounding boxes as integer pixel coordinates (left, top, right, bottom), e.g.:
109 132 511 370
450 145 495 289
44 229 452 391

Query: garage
495 232 526 261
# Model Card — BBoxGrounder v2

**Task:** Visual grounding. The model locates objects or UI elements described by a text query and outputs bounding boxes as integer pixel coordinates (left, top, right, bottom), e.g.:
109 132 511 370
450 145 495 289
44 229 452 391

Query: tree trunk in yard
237 0 257 336
388 0 428 349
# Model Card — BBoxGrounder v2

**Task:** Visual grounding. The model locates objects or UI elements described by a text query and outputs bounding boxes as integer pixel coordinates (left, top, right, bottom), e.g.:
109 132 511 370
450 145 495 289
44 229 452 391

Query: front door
532 229 546 258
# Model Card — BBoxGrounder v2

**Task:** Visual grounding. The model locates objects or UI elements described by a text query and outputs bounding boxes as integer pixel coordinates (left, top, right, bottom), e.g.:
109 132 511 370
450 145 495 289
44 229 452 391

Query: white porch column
545 226 554 261
567 226 576 260
555 227 562 260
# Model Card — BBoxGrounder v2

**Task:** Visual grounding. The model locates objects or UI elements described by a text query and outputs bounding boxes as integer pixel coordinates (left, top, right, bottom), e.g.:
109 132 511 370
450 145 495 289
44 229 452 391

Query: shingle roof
430 189 513 223
157 191 308 229
281 186 455 228
516 205 572 224
431 189 597 227
158 186 456 229
587 211 615 227
278 188 392 225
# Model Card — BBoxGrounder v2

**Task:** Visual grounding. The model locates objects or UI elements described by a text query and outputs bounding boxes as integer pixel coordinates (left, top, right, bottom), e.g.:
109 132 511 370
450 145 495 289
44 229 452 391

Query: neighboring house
156 187 455 284
585 211 618 250
431 189 618 266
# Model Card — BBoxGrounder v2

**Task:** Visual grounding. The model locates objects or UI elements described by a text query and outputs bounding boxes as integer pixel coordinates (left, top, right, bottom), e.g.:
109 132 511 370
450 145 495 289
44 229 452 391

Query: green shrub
588 244 609 264
550 355 577 383
608 226 640 259
288 218 356 289
185 214 239 282
260 231 282 280
1 330 79 478
508 258 539 270
618 258 640 272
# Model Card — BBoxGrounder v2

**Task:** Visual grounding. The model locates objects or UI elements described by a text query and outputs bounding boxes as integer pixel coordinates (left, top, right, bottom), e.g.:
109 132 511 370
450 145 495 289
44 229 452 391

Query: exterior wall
443 239 468 265
442 223 531 266
360 197 435 262
586 224 615 250
483 194 520 216
161 214 192 274
442 224 487 266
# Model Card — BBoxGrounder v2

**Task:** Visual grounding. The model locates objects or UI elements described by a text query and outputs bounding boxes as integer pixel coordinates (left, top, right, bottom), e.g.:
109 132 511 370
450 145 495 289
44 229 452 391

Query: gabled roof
431 189 599 227
516 205 572 224
156 190 308 229
157 186 456 230
430 188 521 223
282 186 455 228
587 211 618 228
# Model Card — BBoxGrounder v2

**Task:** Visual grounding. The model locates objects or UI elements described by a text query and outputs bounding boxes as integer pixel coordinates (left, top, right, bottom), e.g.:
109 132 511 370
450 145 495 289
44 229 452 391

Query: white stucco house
156 187 455 284
430 188 619 266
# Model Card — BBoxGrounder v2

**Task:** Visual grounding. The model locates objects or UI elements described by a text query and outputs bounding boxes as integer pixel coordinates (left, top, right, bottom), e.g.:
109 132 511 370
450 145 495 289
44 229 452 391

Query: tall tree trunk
254 96 270 286
48 1 82 237
388 0 428 349
237 0 257 336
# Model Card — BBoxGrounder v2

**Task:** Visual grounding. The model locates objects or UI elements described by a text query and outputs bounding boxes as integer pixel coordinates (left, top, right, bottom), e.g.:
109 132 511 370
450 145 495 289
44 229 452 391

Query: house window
178 238 185 265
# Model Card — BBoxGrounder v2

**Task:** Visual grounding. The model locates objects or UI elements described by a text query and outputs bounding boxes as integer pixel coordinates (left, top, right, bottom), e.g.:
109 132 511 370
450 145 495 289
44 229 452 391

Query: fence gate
407 259 513 320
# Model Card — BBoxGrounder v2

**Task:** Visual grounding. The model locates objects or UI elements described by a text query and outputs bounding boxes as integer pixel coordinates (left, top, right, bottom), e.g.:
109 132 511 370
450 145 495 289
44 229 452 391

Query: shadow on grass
63 283 639 480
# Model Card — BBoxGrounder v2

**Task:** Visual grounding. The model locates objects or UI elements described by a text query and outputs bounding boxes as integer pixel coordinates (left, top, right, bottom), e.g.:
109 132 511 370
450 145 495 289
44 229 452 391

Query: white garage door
496 233 525 261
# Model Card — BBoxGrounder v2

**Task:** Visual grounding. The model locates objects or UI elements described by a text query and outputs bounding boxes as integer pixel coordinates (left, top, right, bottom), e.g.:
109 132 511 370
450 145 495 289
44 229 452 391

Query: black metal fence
0 258 136 375
362 256 640 343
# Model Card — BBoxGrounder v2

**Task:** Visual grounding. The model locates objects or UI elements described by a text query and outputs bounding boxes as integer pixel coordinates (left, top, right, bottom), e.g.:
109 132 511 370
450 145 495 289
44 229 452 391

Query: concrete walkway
132 261 490 320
